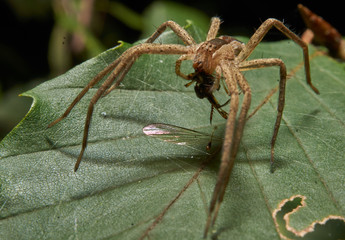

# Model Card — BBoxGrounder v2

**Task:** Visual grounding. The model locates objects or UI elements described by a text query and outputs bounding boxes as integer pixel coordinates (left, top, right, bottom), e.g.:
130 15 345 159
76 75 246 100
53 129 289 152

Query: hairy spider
48 17 319 237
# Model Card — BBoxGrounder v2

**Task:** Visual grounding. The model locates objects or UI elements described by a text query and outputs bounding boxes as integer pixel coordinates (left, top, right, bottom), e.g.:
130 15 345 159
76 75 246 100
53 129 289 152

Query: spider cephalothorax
193 36 244 73
48 17 319 237
185 36 245 120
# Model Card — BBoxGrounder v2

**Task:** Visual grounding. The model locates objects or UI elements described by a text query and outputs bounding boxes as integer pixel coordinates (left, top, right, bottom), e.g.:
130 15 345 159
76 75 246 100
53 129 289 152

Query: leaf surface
0 22 344 239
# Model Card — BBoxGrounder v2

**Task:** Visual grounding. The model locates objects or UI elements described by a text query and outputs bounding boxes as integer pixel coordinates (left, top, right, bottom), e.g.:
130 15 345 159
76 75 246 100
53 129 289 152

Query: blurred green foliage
47 0 209 75
0 0 210 140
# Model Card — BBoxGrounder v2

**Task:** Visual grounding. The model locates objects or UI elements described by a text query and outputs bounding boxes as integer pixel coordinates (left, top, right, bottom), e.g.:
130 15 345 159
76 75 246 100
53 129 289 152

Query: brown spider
48 17 319 237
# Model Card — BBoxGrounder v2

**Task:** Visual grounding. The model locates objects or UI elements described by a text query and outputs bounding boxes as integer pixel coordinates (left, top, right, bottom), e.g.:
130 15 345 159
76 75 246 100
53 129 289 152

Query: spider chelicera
48 17 319 237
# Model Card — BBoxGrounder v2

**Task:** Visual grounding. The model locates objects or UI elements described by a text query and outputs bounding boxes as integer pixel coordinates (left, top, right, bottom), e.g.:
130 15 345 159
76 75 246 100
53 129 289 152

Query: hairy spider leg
237 18 319 170
204 60 286 237
206 17 221 41
238 18 319 94
47 58 121 128
104 20 198 94
206 58 288 235
48 20 197 171
204 18 319 237
102 57 136 96
73 44 189 171
175 54 194 81
240 58 287 170
146 20 196 45
203 60 242 237
212 64 252 230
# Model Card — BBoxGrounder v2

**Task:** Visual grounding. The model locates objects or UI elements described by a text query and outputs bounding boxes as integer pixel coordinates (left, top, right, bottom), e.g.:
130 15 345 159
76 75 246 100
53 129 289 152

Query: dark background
0 0 341 138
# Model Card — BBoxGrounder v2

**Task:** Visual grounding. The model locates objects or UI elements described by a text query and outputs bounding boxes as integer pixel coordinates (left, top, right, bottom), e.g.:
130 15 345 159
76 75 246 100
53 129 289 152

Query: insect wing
143 123 221 148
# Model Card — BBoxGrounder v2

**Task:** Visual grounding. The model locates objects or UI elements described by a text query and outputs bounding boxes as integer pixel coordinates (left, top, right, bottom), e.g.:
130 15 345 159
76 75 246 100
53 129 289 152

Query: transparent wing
143 123 222 149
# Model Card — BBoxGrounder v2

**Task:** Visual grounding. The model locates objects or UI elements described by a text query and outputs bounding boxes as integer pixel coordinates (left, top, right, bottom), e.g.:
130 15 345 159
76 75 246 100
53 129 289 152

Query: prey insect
48 17 319 237
143 123 222 151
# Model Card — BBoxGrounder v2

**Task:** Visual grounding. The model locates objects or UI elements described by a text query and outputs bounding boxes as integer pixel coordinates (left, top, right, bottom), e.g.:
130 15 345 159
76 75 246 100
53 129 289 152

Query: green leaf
1 21 344 239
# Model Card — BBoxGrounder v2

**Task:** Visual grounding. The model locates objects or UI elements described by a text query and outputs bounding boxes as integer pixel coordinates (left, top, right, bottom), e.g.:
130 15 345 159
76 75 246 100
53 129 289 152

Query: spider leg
204 61 239 237
146 20 196 45
47 58 121 128
211 69 252 228
175 54 194 80
246 88 276 120
73 44 190 171
238 18 319 94
220 75 229 95
106 21 198 94
75 73 119 171
240 58 287 171
107 45 194 96
102 57 135 96
50 17 197 128
206 17 221 41
74 55 140 171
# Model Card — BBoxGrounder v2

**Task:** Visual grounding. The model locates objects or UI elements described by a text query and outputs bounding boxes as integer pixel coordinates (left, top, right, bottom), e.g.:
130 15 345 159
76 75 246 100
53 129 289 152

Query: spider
48 17 319 237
